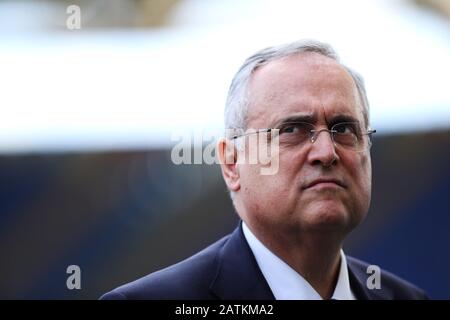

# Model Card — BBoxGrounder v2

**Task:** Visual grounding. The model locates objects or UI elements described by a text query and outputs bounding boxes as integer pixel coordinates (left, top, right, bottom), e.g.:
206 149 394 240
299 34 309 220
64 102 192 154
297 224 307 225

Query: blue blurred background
0 0 449 299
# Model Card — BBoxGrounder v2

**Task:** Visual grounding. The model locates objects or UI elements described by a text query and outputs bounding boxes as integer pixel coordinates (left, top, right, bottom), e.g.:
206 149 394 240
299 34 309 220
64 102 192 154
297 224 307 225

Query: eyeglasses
231 121 376 152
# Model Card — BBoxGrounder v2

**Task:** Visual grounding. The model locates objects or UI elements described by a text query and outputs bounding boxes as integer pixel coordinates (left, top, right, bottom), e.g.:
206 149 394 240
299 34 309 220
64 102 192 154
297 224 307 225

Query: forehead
246 53 364 127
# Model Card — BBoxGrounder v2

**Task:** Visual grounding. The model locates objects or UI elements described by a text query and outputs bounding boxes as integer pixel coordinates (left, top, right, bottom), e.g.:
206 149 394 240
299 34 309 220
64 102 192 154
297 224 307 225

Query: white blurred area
0 0 449 153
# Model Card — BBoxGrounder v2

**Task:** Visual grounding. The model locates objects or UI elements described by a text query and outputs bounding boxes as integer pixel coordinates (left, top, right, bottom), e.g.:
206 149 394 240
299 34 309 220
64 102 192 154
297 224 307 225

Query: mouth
302 178 346 190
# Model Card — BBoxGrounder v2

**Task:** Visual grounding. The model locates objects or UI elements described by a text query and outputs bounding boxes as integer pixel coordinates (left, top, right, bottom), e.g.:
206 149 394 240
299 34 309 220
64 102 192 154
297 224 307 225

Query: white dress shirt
242 222 356 300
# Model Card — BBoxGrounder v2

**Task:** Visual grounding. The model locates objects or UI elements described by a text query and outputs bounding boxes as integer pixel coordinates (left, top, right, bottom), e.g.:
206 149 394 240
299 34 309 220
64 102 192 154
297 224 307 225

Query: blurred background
0 0 449 299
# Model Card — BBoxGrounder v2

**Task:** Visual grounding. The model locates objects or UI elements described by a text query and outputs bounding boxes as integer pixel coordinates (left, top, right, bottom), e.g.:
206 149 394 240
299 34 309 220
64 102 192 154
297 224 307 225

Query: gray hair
224 39 370 133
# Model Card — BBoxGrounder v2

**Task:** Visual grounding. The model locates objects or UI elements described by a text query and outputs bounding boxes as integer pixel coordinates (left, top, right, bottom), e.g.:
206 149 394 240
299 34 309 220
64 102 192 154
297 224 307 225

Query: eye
334 123 357 134
281 124 298 134
279 122 311 135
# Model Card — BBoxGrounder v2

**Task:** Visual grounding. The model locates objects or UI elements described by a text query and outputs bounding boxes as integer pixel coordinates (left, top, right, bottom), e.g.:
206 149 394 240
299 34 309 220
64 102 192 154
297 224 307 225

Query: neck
247 221 343 299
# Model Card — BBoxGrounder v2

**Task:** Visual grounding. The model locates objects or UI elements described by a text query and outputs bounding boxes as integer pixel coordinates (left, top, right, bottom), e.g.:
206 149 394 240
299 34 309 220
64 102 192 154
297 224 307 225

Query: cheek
239 159 298 206
240 165 281 199
360 153 372 188
364 156 372 201
351 153 372 211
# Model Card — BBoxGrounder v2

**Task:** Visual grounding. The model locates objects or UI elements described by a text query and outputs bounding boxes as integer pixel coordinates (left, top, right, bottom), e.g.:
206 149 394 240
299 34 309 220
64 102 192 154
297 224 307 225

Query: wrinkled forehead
246 53 365 128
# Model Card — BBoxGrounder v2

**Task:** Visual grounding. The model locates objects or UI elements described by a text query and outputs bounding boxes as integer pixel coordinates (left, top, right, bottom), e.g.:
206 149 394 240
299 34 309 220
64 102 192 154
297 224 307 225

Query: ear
217 138 241 192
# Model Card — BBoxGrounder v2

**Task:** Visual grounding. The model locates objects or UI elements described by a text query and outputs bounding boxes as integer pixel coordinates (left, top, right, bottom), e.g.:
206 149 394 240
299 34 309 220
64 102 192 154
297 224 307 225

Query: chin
300 202 352 232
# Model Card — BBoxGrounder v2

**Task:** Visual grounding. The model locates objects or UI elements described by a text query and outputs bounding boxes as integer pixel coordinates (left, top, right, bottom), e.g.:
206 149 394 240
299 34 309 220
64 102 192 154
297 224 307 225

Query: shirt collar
242 221 356 300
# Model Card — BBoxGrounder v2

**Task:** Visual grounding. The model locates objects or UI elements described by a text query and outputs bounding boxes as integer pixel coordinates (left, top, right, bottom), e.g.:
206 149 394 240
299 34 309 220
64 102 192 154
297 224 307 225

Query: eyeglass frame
230 121 377 152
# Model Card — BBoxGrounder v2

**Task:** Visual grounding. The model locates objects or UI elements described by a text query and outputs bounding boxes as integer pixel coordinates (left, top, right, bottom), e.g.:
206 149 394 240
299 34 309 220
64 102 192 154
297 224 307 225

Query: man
101 39 428 300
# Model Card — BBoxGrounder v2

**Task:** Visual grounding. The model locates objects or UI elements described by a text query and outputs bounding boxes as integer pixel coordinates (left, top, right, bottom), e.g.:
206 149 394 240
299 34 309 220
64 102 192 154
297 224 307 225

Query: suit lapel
209 222 275 300
210 224 390 300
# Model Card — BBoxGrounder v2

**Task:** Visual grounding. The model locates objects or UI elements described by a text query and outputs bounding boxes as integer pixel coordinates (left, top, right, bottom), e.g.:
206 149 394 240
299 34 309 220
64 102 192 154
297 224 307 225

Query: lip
303 178 346 190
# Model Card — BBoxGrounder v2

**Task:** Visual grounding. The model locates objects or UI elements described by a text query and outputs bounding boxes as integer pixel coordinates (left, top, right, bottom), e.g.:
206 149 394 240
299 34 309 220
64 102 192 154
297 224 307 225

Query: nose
307 130 339 167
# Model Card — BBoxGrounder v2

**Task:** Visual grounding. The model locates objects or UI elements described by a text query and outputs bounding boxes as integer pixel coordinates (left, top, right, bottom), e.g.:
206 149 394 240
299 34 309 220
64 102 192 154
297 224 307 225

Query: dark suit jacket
100 222 428 300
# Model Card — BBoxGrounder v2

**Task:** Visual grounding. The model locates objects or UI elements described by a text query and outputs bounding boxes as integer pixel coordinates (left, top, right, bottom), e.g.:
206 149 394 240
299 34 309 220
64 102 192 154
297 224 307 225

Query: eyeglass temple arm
231 128 272 139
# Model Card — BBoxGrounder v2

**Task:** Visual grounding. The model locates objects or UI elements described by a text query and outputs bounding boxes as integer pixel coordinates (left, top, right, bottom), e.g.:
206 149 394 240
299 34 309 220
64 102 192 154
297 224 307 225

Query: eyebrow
273 113 317 127
327 114 359 124
272 113 359 128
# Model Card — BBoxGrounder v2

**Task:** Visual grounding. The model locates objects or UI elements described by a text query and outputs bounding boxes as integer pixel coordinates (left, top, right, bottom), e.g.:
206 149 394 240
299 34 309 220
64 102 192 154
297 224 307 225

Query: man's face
235 53 372 236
